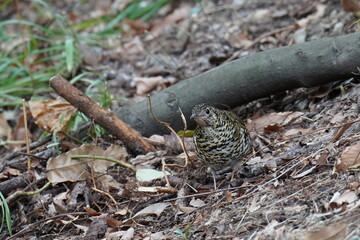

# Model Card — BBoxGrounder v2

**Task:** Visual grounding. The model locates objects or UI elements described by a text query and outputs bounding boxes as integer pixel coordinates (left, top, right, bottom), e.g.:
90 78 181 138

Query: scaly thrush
191 104 251 171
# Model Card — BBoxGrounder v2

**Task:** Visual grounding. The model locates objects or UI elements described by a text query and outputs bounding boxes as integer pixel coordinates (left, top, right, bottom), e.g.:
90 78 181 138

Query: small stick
22 100 31 169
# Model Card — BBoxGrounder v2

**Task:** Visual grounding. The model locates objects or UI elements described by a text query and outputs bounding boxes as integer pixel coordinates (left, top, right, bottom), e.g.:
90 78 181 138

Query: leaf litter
2 0 360 239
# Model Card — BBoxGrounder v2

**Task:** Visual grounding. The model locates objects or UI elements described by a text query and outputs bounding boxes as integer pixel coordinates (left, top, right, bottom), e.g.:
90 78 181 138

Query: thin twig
147 95 190 189
7 212 87 239
22 100 31 169
164 186 246 202
147 95 189 168
92 187 117 206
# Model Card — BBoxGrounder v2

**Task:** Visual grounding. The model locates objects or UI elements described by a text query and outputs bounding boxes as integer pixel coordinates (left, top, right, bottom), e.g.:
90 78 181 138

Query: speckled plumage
191 104 251 170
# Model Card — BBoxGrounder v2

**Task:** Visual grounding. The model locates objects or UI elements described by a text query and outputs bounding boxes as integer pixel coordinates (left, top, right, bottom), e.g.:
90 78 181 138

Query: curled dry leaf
135 76 163 95
47 144 128 184
326 190 358 210
247 111 303 134
336 141 360 170
29 99 77 133
0 167 21 180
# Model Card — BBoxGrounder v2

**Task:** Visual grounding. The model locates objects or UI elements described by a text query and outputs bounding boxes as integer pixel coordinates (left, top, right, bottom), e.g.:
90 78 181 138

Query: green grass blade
0 191 12 236
65 37 74 73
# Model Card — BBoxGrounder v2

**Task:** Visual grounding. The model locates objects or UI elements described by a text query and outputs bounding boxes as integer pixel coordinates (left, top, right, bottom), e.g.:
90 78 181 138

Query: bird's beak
191 113 207 127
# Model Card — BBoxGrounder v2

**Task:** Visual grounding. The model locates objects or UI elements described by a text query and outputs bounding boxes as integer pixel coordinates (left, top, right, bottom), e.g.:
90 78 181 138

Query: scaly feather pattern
191 104 251 170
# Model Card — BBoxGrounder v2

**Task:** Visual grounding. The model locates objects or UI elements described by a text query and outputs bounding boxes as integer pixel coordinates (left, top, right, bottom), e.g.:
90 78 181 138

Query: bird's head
190 104 218 127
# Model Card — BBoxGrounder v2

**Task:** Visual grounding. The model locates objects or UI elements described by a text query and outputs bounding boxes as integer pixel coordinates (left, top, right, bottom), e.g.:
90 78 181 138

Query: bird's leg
210 168 229 190
210 169 218 190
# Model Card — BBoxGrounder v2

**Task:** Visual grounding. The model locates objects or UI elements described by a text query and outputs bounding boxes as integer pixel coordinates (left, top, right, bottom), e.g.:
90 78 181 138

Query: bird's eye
205 108 210 114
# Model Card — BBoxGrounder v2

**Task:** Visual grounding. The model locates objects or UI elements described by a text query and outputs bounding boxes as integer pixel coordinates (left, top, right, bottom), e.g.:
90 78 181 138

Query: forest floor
1 0 360 239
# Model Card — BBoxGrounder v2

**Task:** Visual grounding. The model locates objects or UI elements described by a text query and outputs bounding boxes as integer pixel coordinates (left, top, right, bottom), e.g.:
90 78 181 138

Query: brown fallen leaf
47 144 128 184
0 167 21 180
150 5 191 38
135 76 163 95
247 111 303 134
342 0 360 12
124 19 150 35
10 111 33 150
336 141 360 170
29 99 77 133
299 222 347 240
284 127 310 137
327 190 358 210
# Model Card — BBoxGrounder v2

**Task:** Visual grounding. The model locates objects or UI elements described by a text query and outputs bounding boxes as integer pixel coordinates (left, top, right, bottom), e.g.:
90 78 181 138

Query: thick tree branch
115 32 360 137
49 75 154 154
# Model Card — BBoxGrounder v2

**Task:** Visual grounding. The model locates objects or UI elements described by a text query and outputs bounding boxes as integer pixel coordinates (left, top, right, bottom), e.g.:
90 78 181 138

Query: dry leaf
342 0 360 12
178 206 196 214
264 124 283 134
124 19 150 34
327 190 358 210
136 168 169 182
317 151 330 165
0 167 21 180
29 99 77 133
150 5 191 38
248 112 303 133
115 208 128 216
0 114 11 140
135 76 163 95
11 111 32 149
84 207 101 216
47 144 128 184
189 198 206 208
97 175 122 191
105 215 123 228
122 36 144 55
336 141 360 170
133 202 171 219
284 128 310 137
78 44 103 67
300 222 347 240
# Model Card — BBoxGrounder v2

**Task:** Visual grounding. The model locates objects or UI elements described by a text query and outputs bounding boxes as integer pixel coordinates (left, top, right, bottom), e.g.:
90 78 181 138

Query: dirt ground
1 0 360 239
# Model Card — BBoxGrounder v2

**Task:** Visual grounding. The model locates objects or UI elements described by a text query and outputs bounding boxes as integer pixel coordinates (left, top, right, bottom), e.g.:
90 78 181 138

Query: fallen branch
49 75 155 154
115 32 360 136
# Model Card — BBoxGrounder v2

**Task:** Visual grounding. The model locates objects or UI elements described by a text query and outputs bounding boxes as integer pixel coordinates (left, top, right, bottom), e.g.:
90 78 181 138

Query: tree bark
115 32 360 137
